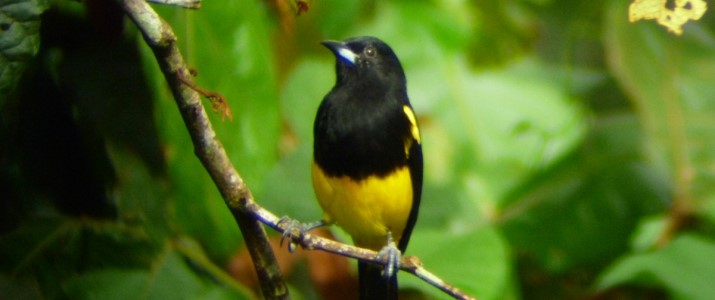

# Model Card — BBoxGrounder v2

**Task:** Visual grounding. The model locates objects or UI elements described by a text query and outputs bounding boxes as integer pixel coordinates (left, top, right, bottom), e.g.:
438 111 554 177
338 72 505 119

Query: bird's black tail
358 261 397 300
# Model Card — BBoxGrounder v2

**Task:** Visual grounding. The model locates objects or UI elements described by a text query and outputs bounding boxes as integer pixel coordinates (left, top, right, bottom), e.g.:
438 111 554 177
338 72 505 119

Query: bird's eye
364 46 376 57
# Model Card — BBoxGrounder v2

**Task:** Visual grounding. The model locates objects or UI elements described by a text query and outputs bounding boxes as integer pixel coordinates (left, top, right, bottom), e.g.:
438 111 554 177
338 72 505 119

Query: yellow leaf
629 0 707 35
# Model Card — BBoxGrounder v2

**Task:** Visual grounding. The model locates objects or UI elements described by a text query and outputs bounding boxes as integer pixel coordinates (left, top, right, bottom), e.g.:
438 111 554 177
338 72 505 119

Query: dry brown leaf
629 0 707 35
228 229 357 299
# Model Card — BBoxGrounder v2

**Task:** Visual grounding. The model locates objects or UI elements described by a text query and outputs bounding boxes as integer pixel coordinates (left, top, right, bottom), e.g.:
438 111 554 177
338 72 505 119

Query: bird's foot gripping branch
278 217 327 252
376 231 401 279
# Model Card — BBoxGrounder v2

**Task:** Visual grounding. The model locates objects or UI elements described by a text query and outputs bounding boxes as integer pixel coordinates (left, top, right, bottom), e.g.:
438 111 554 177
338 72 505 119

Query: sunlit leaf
596 234 715 300
500 115 669 272
436 58 588 229
279 58 333 144
259 144 320 222
401 227 511 300
630 214 668 252
629 0 707 35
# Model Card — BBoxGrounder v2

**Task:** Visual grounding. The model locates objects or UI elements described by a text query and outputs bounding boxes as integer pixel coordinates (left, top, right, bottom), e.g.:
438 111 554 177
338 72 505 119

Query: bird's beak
322 40 357 66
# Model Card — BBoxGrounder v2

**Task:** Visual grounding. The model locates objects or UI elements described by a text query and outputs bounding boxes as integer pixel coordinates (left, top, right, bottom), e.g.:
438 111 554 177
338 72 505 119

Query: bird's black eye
364 46 376 57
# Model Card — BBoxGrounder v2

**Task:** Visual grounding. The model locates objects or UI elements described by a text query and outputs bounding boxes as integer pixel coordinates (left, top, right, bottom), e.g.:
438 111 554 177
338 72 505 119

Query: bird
311 36 423 299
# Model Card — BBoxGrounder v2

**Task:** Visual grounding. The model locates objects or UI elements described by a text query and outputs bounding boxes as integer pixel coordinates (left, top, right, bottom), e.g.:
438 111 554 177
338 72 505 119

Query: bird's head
322 36 406 86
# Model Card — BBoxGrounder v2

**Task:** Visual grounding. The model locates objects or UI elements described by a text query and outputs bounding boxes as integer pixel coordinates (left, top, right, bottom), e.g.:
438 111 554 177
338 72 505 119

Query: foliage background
2 0 715 299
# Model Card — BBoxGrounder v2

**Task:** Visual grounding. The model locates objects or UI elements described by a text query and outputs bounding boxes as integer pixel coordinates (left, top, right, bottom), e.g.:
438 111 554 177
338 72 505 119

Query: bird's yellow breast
311 161 413 250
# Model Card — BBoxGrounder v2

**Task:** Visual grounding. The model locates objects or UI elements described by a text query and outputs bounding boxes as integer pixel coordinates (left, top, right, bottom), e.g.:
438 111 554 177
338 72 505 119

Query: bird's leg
376 230 401 279
278 217 327 252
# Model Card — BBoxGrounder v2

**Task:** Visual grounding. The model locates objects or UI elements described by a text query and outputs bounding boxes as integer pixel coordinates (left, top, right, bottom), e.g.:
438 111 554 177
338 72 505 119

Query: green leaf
280 58 333 144
702 195 715 227
1 214 159 297
195 286 252 300
0 0 49 101
62 246 248 300
630 214 668 252
259 144 320 222
425 58 588 230
357 1 473 55
61 240 252 300
310 0 362 39
108 145 172 243
500 115 669 272
64 269 150 300
456 59 586 175
259 57 334 222
595 234 715 300
401 227 511 300
147 249 206 299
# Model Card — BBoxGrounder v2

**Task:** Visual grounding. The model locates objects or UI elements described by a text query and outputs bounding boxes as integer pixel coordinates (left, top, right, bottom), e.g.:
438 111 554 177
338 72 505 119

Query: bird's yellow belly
311 161 413 250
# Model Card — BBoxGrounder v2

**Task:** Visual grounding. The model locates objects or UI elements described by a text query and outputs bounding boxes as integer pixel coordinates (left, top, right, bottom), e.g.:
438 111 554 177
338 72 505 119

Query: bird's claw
278 217 325 252
376 231 401 279
278 217 301 252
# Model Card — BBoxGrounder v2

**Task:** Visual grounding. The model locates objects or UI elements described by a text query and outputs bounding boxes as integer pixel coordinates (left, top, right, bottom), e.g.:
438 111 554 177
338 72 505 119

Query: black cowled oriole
313 36 423 299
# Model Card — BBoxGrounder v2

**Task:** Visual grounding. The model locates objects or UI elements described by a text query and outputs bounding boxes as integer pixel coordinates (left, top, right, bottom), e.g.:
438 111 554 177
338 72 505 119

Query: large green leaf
500 115 669 272
63 246 251 300
63 269 150 300
0 214 158 298
279 58 333 145
400 227 511 300
259 143 320 222
147 249 206 299
108 146 172 242
0 0 48 101
595 234 715 300
426 58 588 231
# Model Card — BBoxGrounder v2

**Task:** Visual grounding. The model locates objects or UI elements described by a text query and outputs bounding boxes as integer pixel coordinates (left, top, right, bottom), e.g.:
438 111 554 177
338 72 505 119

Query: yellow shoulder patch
402 105 421 157
403 105 421 144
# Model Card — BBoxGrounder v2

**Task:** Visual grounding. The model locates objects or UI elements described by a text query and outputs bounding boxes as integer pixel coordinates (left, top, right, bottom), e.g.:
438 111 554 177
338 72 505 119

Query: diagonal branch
146 0 201 9
117 0 288 298
251 202 477 300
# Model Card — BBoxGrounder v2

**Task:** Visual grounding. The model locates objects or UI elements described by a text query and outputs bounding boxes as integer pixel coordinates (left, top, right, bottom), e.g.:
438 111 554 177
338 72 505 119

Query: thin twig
406 257 477 300
116 0 288 298
248 201 477 300
177 71 233 121
147 0 201 9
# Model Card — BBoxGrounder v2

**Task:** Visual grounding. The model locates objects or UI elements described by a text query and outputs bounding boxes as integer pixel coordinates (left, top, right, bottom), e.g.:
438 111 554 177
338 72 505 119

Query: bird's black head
322 36 406 88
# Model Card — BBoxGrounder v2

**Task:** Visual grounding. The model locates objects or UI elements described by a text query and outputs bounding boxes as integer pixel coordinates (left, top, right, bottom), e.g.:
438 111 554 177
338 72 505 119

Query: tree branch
251 202 477 300
147 0 201 9
118 0 476 299
117 0 288 298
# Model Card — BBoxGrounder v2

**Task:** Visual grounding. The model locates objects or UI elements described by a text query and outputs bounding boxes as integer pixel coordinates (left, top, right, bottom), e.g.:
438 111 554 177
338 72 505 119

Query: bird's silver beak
322 40 357 66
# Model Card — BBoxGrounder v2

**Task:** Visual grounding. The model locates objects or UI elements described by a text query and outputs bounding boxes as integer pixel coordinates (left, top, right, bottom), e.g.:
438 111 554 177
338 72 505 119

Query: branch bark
253 203 477 300
118 0 476 299
117 0 288 298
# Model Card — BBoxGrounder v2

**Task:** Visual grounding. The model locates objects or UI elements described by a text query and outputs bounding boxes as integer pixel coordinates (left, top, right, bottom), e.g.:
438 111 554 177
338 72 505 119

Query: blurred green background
2 0 715 299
